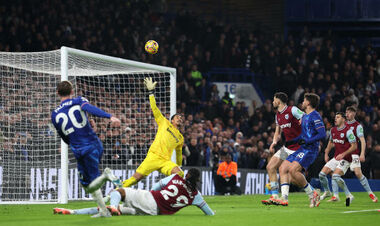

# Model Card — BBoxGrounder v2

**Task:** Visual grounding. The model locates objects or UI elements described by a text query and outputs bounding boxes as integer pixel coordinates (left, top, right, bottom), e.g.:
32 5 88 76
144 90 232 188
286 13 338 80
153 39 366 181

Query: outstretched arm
151 174 176 191
192 193 215 215
145 77 165 125
81 103 121 126
149 94 165 125
81 102 111 118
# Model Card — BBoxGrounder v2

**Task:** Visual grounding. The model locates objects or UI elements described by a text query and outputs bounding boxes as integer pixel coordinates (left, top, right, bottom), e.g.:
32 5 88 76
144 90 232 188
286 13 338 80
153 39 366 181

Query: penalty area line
342 209 380 214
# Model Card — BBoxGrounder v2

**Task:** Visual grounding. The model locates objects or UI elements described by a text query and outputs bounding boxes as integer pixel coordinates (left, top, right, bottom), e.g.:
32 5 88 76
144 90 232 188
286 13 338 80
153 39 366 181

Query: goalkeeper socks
123 177 137 187
281 183 290 200
319 172 331 193
270 181 279 196
359 175 373 194
304 183 314 198
110 190 122 208
73 207 99 215
91 189 107 213
333 174 350 197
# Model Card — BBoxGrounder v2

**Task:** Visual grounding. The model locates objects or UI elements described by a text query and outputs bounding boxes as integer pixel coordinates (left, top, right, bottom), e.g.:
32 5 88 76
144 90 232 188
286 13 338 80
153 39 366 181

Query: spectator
214 153 241 195
0 0 379 180
186 138 201 166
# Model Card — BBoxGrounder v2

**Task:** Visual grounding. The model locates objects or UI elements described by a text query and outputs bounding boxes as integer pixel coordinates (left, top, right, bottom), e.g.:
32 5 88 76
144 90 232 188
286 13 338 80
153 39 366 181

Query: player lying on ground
319 112 356 204
345 106 378 202
122 77 184 188
279 93 326 208
51 81 121 218
262 92 304 206
54 168 215 216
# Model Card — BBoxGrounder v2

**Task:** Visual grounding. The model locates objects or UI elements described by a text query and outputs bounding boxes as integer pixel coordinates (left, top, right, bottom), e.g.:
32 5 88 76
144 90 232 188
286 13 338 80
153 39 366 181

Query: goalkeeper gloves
144 77 157 95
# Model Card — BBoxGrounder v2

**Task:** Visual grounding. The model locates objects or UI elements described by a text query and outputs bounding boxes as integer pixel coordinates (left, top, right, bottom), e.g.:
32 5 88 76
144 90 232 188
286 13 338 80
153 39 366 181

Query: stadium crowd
0 0 380 179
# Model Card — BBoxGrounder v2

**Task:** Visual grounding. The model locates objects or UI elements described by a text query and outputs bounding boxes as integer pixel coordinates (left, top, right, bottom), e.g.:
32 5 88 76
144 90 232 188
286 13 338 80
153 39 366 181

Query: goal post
0 46 176 204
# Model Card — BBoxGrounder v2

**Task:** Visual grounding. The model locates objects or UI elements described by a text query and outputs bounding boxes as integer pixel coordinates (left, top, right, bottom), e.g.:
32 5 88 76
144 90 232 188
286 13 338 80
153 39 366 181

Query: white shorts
325 158 350 174
350 154 361 171
120 188 158 215
274 146 296 160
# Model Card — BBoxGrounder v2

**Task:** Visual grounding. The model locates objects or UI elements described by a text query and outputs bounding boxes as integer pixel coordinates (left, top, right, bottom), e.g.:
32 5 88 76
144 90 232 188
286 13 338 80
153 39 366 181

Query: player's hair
274 92 288 104
170 113 181 121
57 81 73 96
335 112 346 119
346 106 357 112
304 93 320 108
186 168 200 190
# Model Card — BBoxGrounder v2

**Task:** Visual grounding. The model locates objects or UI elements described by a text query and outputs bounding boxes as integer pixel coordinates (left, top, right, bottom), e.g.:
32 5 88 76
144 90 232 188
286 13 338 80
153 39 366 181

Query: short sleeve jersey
330 125 356 162
346 120 364 155
150 174 198 215
275 106 304 150
51 97 98 147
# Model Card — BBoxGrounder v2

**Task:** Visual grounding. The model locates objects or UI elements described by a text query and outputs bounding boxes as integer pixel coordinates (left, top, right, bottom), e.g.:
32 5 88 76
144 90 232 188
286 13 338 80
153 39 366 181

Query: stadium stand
0 0 379 181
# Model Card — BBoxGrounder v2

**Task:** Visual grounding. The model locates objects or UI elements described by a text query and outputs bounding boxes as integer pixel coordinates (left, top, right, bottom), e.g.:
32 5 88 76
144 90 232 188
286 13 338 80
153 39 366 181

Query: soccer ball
144 40 159 54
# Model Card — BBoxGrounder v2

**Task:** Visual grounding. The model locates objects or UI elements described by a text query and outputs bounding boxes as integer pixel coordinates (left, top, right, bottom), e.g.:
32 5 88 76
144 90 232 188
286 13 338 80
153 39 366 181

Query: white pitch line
342 209 380 214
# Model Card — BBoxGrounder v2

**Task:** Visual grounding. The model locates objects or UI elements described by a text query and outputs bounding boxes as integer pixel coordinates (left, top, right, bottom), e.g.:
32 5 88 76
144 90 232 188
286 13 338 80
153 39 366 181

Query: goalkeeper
122 77 184 187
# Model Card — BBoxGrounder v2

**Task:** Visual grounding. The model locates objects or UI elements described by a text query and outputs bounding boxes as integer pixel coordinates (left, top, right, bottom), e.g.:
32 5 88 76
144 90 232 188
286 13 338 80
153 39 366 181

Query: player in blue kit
279 93 326 207
51 81 121 218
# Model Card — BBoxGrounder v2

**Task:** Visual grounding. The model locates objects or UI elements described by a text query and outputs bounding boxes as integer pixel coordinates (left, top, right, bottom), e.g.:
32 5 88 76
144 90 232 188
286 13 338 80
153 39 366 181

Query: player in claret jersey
262 92 304 206
53 168 215 216
280 93 326 208
319 112 356 203
345 106 378 202
51 81 121 218
122 77 185 188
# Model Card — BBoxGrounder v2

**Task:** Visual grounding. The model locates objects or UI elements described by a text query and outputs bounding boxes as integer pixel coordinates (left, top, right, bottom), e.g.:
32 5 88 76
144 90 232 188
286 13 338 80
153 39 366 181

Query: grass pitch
0 192 379 226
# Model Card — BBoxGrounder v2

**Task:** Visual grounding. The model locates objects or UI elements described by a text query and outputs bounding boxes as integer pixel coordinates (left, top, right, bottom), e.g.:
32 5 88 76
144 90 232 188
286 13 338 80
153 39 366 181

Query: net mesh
0 49 173 202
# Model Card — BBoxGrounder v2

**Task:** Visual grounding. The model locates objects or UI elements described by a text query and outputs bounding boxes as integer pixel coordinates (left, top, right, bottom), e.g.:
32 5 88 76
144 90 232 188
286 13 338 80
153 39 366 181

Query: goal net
0 47 176 204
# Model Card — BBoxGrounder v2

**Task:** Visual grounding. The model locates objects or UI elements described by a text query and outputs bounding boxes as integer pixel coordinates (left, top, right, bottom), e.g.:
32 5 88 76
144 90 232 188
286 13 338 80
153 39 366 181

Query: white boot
103 168 121 187
320 191 331 200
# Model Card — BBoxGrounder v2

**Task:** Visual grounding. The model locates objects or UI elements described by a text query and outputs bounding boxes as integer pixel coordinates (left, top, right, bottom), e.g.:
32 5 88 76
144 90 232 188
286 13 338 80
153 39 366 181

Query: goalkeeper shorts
136 152 180 176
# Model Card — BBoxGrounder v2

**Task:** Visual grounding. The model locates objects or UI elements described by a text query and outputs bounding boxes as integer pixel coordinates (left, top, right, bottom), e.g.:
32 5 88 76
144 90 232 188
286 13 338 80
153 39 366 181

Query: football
144 40 159 54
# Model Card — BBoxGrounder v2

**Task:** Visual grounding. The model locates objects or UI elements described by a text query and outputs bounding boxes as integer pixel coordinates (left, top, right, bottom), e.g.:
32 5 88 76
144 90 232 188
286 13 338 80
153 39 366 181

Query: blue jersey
299 110 326 150
51 96 111 148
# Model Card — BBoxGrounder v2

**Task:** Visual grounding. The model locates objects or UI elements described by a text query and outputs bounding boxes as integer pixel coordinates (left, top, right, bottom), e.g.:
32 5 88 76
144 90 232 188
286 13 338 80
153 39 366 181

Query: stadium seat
286 0 307 19
361 0 380 18
333 0 358 19
310 0 331 19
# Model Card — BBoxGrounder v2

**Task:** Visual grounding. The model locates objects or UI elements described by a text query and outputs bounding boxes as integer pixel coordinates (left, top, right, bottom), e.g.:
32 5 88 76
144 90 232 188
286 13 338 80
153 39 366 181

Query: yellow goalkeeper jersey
148 94 184 164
